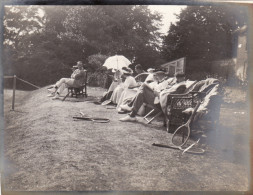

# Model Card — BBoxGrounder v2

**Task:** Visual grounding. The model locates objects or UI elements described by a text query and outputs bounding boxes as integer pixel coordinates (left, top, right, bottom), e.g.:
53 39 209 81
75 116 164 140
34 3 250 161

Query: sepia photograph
1 0 252 194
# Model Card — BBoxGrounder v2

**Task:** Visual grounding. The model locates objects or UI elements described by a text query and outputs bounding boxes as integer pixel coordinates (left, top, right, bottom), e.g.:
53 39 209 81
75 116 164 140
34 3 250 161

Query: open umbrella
103 55 131 70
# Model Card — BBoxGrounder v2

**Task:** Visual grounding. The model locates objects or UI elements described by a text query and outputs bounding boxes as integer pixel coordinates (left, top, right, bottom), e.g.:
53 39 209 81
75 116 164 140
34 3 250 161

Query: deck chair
62 71 88 101
143 103 163 124
135 73 149 83
143 79 197 124
165 82 221 133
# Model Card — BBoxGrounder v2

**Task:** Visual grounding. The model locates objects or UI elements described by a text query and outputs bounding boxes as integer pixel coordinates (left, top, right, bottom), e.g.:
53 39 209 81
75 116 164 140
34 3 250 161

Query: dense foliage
162 5 248 77
3 5 249 89
3 5 162 87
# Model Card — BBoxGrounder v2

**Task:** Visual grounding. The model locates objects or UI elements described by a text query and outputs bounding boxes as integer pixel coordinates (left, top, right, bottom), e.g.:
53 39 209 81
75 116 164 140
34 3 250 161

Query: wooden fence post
11 75 16 110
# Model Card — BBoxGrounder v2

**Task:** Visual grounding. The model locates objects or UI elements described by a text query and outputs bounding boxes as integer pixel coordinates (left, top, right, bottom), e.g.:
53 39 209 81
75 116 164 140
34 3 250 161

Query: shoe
52 93 60 100
119 115 137 122
120 104 132 112
48 87 57 93
47 93 55 97
117 108 127 114
118 110 127 114
101 100 112 106
93 101 101 105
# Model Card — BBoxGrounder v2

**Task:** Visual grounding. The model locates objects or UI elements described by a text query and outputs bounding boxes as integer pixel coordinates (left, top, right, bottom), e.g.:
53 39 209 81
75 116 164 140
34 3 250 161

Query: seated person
144 68 155 84
47 61 86 100
117 70 169 113
134 64 145 75
104 69 114 89
109 67 137 105
159 76 197 113
119 72 187 122
183 78 220 119
100 69 122 102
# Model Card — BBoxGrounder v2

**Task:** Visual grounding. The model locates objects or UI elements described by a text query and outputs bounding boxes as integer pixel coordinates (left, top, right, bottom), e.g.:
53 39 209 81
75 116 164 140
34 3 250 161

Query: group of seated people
100 64 220 123
47 62 220 125
98 64 196 122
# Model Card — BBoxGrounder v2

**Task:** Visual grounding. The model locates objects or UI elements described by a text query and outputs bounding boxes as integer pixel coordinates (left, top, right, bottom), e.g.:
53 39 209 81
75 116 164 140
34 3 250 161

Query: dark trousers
130 83 156 117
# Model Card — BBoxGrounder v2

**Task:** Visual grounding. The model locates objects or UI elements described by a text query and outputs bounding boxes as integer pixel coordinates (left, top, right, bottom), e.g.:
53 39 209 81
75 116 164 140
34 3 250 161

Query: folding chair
62 71 88 101
135 73 149 83
143 103 163 124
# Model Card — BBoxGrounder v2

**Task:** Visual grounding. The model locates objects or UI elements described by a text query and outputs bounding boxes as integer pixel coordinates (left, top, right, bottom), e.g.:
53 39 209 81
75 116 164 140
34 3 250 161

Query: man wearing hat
47 61 87 99
119 72 186 122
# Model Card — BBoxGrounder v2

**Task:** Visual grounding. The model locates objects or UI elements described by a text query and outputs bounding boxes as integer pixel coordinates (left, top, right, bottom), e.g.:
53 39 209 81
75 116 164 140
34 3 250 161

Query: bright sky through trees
149 5 187 34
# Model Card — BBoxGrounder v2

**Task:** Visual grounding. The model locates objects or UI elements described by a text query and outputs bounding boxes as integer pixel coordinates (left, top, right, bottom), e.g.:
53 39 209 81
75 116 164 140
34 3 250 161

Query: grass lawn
2 86 251 192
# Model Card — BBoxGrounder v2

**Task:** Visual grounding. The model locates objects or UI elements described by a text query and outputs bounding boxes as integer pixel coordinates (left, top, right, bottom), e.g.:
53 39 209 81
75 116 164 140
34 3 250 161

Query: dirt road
2 87 250 192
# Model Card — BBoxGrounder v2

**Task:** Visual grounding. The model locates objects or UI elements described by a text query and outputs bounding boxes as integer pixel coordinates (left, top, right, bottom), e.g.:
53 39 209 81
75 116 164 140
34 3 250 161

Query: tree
61 5 162 69
162 5 248 71
3 5 163 88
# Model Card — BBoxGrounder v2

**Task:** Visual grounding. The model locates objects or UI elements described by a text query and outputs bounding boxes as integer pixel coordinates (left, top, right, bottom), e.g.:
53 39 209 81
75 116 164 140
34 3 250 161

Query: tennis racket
171 101 201 147
152 141 205 154
73 116 110 123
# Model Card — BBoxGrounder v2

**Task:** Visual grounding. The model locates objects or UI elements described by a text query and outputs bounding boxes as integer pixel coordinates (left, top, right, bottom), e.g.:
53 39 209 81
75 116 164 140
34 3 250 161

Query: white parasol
103 55 131 70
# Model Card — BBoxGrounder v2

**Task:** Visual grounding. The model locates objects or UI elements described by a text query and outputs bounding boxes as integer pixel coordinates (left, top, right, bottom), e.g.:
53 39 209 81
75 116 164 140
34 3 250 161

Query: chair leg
149 111 162 124
143 109 155 123
166 119 170 133
62 91 71 101
70 89 73 97
144 109 162 124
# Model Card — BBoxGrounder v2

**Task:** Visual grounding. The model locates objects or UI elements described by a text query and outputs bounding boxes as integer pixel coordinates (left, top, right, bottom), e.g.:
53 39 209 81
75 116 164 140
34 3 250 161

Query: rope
16 76 40 89
3 76 14 79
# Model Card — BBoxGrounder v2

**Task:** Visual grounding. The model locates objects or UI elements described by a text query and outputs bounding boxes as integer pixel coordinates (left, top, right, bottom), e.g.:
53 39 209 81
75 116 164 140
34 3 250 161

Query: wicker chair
62 71 88 101
165 83 222 133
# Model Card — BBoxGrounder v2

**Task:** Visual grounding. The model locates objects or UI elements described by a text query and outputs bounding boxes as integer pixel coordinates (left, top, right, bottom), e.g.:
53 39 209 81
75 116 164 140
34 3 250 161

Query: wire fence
4 75 40 110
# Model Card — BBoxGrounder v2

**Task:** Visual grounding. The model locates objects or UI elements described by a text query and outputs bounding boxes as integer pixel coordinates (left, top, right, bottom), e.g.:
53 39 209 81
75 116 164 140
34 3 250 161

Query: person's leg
120 84 156 121
130 86 155 116
48 78 70 95
121 83 155 112
53 79 74 99
55 78 74 88
128 96 136 107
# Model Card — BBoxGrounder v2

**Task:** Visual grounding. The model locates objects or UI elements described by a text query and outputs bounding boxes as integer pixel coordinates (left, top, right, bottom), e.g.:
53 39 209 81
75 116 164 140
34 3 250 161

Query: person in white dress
110 67 137 105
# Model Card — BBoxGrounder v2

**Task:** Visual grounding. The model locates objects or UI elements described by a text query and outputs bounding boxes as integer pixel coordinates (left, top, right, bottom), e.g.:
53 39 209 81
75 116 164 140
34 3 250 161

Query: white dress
110 76 137 104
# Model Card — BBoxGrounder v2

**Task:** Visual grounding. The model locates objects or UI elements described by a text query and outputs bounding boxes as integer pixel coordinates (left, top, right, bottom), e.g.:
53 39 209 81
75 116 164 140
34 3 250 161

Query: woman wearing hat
99 69 123 103
47 61 86 99
108 67 137 105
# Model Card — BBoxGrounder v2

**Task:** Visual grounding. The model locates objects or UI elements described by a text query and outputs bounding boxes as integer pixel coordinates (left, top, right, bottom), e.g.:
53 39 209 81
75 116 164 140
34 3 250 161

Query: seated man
47 61 86 100
134 64 145 75
117 70 169 113
119 72 187 122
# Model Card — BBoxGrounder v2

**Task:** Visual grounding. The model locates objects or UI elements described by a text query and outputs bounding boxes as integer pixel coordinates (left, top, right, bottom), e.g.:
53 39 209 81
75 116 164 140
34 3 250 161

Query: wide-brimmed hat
122 67 133 75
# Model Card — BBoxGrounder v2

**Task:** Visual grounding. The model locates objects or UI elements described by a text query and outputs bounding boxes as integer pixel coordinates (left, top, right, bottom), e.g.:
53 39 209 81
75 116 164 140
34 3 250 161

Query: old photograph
1 1 252 194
